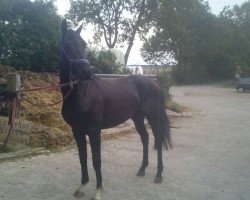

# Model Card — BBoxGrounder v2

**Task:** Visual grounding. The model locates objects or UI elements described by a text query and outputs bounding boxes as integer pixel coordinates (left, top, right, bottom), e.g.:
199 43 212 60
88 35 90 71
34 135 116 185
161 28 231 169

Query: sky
208 0 247 14
55 0 248 65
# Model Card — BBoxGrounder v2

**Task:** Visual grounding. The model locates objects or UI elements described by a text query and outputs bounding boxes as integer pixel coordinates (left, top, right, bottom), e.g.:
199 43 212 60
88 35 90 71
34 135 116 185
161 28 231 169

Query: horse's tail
155 89 173 150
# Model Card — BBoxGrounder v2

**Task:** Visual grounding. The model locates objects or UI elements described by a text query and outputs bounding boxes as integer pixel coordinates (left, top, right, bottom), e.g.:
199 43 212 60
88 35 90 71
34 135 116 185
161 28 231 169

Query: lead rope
17 86 73 107
16 81 77 107
0 81 78 150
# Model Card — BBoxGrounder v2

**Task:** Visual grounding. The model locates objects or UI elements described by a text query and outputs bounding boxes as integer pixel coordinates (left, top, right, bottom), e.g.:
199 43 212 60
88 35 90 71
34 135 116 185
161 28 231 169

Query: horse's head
60 19 91 82
69 59 92 81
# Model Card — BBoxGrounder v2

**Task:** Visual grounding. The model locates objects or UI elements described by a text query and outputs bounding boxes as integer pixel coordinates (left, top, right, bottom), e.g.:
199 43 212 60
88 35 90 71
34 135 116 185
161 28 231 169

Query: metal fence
95 74 157 80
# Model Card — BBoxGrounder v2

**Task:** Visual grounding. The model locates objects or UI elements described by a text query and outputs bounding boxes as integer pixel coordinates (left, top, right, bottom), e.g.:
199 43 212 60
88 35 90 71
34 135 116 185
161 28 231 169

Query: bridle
60 39 90 79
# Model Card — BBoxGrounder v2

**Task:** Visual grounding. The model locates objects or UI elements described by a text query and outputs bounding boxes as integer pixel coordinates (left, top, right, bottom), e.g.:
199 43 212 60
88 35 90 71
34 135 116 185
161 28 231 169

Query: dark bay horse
60 20 172 200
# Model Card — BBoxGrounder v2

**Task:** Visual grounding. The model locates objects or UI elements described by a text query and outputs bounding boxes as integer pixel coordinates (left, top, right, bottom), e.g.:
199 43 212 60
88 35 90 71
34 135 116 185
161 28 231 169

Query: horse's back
98 75 161 127
100 75 161 102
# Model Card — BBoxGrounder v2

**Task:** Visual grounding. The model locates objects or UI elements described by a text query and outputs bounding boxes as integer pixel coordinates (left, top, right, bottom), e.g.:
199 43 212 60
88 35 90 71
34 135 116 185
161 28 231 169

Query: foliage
142 0 213 83
0 0 61 72
87 50 130 74
157 70 172 100
68 0 156 65
220 1 250 77
142 0 250 83
156 70 189 113
0 145 14 153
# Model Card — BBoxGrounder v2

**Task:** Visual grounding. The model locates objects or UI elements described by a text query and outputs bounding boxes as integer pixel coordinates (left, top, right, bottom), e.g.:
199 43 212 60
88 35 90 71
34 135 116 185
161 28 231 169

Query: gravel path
0 84 249 200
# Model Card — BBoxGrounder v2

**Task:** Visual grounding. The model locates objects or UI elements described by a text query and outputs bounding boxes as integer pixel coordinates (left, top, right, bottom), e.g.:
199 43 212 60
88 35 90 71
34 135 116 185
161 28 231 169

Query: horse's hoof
91 188 102 200
154 176 163 184
73 190 84 198
136 170 145 177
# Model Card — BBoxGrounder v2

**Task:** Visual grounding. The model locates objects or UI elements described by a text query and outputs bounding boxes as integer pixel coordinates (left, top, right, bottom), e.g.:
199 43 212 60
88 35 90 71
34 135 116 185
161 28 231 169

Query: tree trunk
124 0 146 65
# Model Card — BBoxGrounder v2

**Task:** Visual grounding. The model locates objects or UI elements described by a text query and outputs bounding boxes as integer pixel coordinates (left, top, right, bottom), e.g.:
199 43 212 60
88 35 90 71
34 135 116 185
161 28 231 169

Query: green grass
0 145 14 153
222 80 235 88
166 100 189 113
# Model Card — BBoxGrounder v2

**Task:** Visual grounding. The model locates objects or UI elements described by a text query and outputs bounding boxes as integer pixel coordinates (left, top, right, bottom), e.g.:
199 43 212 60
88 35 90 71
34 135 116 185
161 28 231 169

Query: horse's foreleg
72 128 89 198
89 133 102 200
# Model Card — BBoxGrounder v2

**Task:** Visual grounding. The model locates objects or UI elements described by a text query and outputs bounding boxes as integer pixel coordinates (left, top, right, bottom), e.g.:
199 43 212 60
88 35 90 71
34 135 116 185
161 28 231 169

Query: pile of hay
0 64 74 149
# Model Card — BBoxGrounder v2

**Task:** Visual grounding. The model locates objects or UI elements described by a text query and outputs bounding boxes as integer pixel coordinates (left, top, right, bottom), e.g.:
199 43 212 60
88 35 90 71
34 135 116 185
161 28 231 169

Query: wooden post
0 83 8 116
7 73 21 118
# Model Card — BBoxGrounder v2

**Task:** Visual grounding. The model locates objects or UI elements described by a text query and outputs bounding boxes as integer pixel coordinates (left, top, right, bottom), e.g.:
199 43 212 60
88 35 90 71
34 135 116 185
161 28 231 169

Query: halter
60 40 90 79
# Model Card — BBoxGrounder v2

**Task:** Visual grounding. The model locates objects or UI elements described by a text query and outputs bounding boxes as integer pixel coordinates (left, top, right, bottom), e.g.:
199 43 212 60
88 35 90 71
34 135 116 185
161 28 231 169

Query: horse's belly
102 119 128 129
102 107 135 129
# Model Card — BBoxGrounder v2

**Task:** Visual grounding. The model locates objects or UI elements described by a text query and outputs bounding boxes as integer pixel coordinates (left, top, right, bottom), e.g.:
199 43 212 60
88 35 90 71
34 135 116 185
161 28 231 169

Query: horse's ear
61 19 68 38
76 23 83 35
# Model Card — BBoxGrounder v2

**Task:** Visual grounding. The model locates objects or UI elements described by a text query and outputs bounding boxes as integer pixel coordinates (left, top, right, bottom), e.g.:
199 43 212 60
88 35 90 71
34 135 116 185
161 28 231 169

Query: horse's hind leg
132 113 149 177
147 115 164 183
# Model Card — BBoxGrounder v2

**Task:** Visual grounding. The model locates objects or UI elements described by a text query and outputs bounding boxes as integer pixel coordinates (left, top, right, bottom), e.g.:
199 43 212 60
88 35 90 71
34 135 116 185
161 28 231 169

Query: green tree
0 0 61 72
220 1 250 76
142 0 238 83
68 0 156 65
142 0 210 83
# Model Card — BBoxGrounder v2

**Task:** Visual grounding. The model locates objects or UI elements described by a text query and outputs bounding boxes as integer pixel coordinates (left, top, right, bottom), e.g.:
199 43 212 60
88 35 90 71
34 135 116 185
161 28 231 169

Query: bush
157 70 172 100
87 50 129 74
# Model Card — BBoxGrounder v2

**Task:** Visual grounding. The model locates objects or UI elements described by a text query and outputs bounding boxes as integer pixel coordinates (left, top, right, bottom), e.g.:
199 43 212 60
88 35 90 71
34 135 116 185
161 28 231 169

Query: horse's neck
60 58 69 79
60 63 71 97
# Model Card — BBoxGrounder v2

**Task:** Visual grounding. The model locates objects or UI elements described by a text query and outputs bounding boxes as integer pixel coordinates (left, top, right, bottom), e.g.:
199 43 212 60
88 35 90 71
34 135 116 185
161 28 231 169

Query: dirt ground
0 84 250 200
